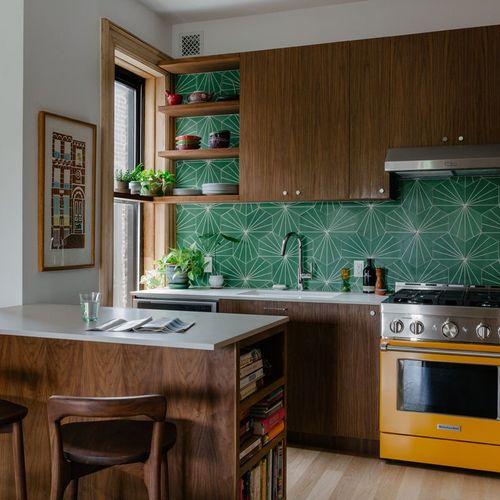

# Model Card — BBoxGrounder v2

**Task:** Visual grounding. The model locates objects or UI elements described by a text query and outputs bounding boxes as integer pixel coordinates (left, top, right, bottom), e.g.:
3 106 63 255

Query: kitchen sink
237 289 341 301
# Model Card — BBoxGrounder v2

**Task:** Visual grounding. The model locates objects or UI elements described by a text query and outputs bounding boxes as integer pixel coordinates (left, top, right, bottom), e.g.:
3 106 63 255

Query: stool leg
67 478 78 500
144 460 161 500
160 454 169 500
12 421 27 500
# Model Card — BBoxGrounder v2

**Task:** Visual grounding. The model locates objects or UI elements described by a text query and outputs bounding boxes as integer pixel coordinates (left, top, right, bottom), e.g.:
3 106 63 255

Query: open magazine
87 316 195 333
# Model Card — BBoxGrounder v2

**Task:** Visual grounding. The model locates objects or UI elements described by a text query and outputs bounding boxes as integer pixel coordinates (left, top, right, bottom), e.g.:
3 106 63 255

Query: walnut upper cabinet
389 26 500 148
240 43 350 202
349 37 392 200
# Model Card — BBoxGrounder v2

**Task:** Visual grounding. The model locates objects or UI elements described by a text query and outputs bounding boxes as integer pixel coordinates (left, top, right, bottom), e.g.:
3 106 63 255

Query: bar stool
47 394 176 500
0 399 28 500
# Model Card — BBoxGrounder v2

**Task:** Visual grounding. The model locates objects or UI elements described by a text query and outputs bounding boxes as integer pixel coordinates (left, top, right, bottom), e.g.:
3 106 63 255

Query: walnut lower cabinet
219 300 380 456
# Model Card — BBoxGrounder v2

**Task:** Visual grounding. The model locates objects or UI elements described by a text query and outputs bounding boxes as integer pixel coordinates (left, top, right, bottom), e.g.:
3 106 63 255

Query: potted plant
114 169 130 193
138 169 163 196
158 170 176 195
158 244 207 289
200 232 240 288
128 162 144 195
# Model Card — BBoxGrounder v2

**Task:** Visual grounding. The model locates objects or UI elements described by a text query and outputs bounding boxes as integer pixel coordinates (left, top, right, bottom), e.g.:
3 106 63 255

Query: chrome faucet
280 232 312 291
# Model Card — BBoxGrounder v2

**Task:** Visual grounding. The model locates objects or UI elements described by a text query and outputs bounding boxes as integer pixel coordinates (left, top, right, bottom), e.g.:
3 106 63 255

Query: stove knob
390 320 404 334
441 320 459 339
410 321 424 335
476 323 491 340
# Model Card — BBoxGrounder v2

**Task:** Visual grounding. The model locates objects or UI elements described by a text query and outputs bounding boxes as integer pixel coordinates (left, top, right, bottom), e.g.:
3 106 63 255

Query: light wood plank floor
287 447 500 499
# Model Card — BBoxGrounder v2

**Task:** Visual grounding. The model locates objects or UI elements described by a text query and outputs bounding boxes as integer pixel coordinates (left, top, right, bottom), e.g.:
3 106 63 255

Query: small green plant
128 162 145 182
158 243 207 284
199 232 241 274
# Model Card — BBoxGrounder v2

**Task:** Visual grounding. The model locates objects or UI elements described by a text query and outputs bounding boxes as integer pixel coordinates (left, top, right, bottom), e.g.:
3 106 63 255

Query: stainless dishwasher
132 297 218 312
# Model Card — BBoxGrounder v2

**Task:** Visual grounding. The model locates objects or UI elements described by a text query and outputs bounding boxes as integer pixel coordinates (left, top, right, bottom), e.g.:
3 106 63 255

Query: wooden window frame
100 19 176 306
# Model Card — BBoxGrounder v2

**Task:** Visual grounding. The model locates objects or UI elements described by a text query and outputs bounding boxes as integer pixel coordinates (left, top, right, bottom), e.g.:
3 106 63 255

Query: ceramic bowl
187 91 213 103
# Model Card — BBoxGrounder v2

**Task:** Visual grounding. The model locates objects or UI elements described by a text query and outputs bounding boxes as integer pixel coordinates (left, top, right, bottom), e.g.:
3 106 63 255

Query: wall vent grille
179 32 203 57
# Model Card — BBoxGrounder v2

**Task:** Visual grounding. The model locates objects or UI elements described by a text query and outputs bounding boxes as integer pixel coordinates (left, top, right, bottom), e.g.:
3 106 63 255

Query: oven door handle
380 343 500 359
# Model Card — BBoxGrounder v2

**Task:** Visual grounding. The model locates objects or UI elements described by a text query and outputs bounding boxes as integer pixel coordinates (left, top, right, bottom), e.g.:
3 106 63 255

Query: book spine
240 358 264 378
240 367 265 389
263 420 285 444
240 348 262 368
253 407 285 435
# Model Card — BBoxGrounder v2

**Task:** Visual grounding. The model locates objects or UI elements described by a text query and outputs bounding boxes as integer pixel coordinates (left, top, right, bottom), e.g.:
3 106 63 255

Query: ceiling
138 0 363 23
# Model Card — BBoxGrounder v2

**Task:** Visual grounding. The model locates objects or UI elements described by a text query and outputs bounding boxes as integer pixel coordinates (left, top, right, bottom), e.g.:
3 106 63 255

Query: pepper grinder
375 267 386 296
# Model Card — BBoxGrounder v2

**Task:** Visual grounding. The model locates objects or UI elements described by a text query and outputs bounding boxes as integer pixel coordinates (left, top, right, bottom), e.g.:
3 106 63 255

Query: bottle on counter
375 267 387 296
363 258 376 294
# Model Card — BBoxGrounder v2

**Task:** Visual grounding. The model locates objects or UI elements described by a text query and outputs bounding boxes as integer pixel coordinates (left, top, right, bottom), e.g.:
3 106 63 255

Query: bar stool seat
0 398 28 500
61 419 177 466
48 394 176 500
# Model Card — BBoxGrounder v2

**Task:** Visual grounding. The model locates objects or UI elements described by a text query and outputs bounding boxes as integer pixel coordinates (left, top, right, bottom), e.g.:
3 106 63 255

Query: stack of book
250 387 285 445
240 348 265 400
239 443 284 500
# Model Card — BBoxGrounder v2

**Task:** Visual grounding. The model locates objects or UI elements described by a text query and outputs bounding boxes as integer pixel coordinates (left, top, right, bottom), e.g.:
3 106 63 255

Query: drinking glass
80 292 101 322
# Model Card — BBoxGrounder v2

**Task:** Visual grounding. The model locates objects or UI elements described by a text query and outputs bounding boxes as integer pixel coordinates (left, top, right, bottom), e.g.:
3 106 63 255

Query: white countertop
132 287 387 306
0 304 288 351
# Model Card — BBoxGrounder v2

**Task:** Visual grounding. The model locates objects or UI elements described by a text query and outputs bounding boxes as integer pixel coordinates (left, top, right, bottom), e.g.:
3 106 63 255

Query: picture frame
38 111 96 271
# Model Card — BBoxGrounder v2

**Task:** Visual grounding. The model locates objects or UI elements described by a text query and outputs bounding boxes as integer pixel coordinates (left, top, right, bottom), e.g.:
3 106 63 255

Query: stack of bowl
175 135 201 150
209 130 231 149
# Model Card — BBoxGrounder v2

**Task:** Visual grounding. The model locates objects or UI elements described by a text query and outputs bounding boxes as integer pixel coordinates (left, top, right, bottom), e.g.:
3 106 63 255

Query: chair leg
67 478 79 500
144 459 162 500
160 454 169 500
11 421 27 500
49 463 70 500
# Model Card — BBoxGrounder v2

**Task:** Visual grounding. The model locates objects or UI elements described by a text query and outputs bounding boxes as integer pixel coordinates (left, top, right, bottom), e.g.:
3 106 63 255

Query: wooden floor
287 447 500 500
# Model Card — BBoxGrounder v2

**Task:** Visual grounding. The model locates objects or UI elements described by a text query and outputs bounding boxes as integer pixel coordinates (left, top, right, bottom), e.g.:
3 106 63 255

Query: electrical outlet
204 256 213 274
354 260 364 278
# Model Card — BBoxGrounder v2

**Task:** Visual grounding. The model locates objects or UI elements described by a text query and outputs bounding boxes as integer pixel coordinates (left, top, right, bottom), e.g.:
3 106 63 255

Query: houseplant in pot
158 244 207 289
114 169 130 193
128 162 144 195
158 170 176 195
200 232 240 288
138 169 163 196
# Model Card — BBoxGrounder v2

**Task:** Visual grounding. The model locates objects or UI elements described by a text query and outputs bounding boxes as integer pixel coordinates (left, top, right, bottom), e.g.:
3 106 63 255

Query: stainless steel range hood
385 144 500 178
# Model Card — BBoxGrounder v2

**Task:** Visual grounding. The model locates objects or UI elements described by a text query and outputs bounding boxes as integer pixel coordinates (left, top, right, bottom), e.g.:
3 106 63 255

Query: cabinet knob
378 188 385 194
442 136 448 143
369 310 376 317
458 135 464 142
295 190 301 195
282 190 288 196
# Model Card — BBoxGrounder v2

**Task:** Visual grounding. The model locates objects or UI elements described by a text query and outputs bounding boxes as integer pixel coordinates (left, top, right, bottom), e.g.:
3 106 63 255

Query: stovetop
381 283 500 344
385 283 500 308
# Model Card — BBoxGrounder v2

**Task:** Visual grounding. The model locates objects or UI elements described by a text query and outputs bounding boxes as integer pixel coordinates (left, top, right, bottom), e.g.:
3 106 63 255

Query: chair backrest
47 394 166 424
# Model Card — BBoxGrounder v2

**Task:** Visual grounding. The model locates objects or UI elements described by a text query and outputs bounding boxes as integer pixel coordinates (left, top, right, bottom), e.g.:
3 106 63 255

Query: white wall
172 0 500 55
0 0 23 307
23 0 171 304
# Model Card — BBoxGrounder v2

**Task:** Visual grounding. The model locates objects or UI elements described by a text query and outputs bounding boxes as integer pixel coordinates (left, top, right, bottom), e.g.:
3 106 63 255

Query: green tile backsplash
176 177 500 291
173 70 500 292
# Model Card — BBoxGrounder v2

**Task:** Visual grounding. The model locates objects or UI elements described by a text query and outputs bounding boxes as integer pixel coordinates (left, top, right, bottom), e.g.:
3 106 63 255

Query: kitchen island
0 305 288 500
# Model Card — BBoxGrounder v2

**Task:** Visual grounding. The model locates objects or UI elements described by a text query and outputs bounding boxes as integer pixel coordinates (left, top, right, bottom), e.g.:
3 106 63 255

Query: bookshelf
237 329 287 499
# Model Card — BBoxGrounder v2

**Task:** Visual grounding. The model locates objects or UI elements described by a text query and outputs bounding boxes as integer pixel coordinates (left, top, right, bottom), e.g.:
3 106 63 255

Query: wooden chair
0 399 28 500
47 394 176 500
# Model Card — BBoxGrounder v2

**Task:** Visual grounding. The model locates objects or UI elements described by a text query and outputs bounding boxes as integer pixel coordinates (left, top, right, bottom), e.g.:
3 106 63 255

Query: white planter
208 275 224 289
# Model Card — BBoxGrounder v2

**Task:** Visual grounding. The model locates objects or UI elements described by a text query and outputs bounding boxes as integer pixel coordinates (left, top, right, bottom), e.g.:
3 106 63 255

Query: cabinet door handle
369 310 376 317
458 135 464 142
295 190 301 195
282 190 288 196
378 188 385 194
442 136 448 143
263 307 288 312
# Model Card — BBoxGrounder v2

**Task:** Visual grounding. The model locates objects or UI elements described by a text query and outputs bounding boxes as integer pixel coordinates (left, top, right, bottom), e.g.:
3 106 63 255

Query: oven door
380 340 500 445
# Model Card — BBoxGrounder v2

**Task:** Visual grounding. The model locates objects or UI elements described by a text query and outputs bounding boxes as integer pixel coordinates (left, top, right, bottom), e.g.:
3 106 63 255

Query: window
113 67 145 307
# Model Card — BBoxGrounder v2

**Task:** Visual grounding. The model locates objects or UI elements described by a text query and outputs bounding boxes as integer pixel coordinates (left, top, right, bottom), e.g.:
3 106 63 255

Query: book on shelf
240 357 264 378
249 387 283 413
240 434 262 463
253 407 285 435
240 348 262 368
262 419 285 444
240 367 265 389
240 378 264 401
250 399 283 419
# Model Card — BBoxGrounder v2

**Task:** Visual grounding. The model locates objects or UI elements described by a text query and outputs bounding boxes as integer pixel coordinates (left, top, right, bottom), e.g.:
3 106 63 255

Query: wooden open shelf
239 432 285 476
113 192 153 202
158 148 239 160
159 100 239 118
154 194 240 204
159 53 240 74
240 377 285 415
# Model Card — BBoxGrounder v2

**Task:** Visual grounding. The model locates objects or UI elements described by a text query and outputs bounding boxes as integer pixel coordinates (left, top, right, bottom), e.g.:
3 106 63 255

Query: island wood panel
0 335 237 500
349 37 392 200
218 300 380 456
240 43 349 202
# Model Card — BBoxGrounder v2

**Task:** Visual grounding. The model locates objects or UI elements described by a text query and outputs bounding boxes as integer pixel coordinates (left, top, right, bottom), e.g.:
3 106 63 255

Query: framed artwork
38 111 96 271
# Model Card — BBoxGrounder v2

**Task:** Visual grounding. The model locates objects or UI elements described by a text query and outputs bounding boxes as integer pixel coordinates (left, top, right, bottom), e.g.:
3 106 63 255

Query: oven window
398 360 498 419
